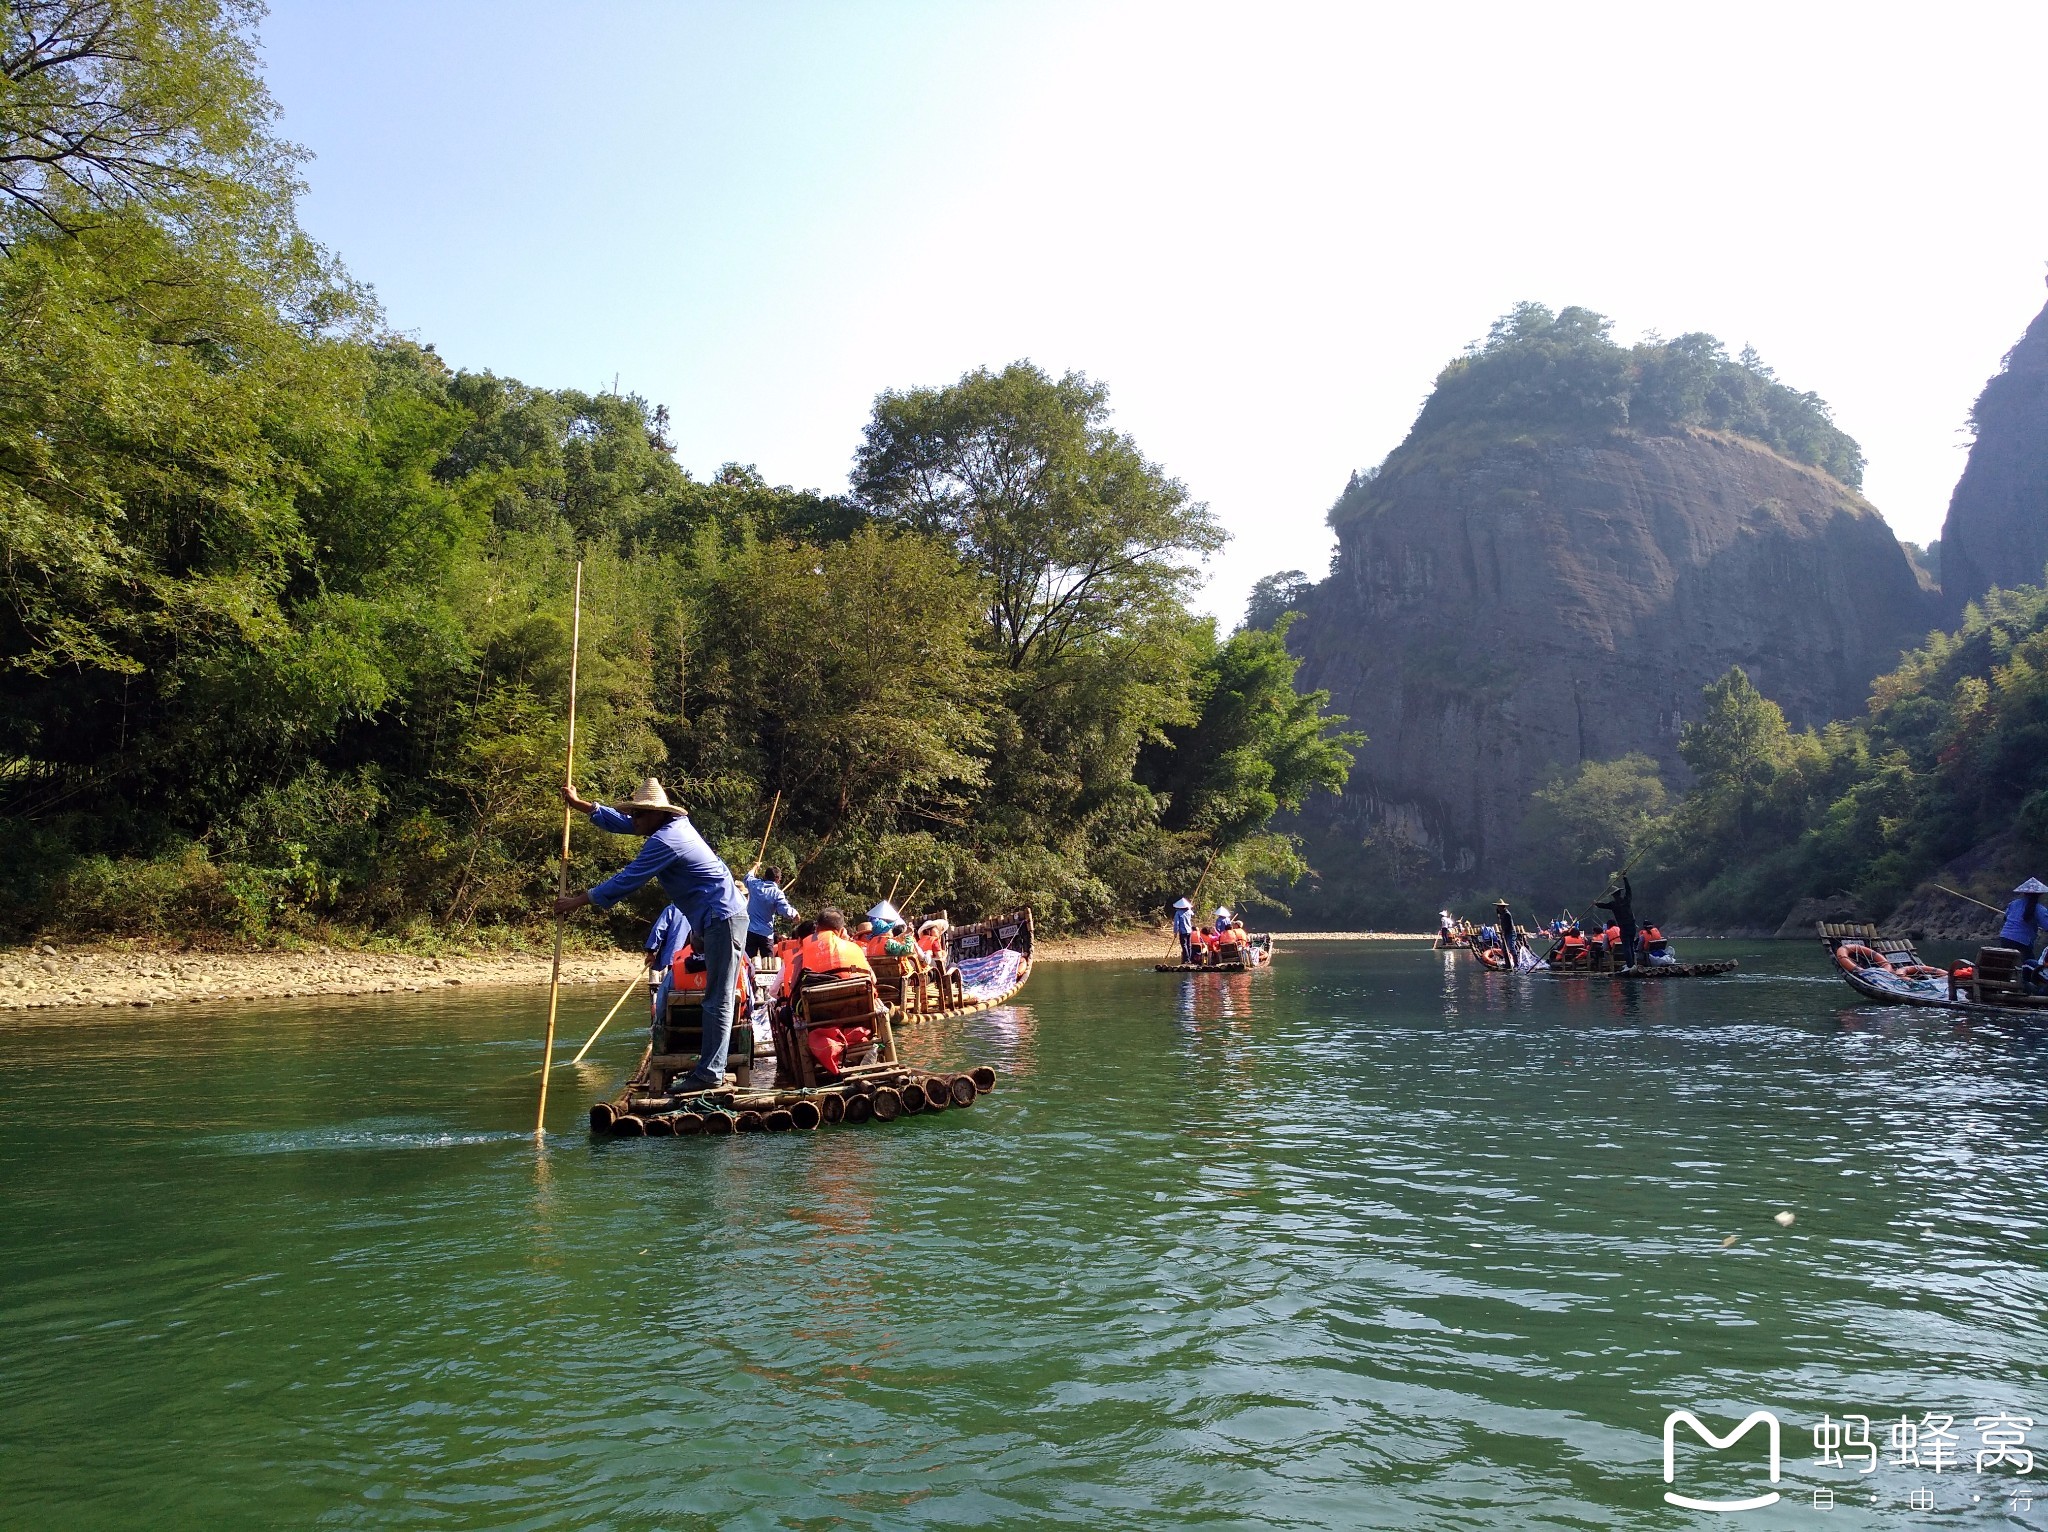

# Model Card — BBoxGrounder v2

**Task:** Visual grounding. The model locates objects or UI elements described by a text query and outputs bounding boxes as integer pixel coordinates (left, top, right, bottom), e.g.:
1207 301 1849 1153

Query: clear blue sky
262 1 2048 623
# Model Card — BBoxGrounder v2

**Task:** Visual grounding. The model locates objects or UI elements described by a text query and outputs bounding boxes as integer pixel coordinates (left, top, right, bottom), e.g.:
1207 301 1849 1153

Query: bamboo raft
589 908 1033 1138
1157 933 1273 972
1539 960 1738 979
1477 947 1737 977
1820 921 2048 1017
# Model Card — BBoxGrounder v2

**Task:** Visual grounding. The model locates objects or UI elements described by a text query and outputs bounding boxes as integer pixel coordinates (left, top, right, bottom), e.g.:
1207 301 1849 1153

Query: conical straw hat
613 778 686 817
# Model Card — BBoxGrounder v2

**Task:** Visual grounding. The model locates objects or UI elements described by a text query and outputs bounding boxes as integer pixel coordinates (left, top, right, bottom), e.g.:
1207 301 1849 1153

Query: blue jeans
1179 933 1194 964
682 911 748 1089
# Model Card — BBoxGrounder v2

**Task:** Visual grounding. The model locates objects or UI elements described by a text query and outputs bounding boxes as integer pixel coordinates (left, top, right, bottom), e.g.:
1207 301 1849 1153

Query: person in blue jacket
742 865 799 959
554 777 747 1092
1172 897 1195 964
1996 877 2048 955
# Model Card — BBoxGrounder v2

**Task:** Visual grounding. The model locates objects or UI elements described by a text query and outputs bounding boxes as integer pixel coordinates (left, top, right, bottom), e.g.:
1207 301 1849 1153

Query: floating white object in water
1721 1235 1739 1247
1774 1211 1796 1227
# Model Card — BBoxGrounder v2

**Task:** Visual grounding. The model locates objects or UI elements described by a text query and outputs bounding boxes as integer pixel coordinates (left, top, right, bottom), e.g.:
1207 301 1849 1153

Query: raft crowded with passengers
589 908 1034 1137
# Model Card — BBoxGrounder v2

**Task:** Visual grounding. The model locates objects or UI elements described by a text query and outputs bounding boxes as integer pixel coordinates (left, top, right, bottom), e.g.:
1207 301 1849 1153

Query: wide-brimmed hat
1214 905 1231 919
867 900 902 929
918 917 950 935
1172 898 1193 911
2016 877 2048 895
613 778 686 818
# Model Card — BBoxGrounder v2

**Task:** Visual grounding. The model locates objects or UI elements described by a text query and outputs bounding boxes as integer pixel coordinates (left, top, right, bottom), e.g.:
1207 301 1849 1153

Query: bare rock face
1289 430 1934 888
1938 292 2048 616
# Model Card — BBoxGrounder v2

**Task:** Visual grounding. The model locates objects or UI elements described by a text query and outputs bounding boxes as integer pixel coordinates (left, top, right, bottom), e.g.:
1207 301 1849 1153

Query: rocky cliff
1288 429 1936 907
1938 289 2048 614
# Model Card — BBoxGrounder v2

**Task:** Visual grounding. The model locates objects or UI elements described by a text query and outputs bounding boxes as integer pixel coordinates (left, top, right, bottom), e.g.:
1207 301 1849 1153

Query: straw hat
867 900 903 930
918 917 950 936
613 778 686 818
2016 877 2048 895
1172 898 1193 911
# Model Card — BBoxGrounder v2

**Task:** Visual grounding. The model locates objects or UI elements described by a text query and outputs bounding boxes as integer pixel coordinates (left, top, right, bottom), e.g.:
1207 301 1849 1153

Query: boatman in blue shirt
1996 877 2048 955
646 904 690 975
742 864 799 960
553 777 748 1093
1172 897 1195 964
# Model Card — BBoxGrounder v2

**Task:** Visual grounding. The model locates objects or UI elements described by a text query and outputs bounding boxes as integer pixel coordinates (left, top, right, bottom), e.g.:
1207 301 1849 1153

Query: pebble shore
0 930 1427 1014
0 945 643 1012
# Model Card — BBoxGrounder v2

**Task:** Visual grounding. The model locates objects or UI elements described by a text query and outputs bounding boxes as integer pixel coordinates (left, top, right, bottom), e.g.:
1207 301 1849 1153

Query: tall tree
852 362 1224 668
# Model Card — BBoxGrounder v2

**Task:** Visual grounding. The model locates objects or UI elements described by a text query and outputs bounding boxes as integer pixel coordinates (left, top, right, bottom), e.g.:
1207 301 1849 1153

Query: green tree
1520 753 1670 901
1243 569 1311 632
852 361 1224 668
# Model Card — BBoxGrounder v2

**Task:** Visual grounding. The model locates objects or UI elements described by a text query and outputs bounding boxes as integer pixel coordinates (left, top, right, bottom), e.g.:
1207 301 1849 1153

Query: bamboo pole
751 789 783 874
900 877 925 912
536 560 584 1137
566 972 645 1066
885 871 902 906
1932 882 2006 916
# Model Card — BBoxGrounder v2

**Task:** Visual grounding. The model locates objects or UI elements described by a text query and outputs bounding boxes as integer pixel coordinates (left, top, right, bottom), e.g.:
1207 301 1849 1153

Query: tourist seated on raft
798 909 873 986
777 920 817 999
917 917 950 967
1638 925 1676 965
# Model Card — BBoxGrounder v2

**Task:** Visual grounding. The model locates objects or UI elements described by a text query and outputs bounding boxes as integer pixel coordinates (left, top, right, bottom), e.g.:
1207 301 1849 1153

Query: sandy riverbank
0 944 645 1012
0 929 1429 1013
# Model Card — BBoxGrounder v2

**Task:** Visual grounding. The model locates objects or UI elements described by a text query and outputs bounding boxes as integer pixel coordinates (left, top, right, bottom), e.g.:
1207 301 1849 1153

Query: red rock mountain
1937 288 2048 615
1288 428 1934 902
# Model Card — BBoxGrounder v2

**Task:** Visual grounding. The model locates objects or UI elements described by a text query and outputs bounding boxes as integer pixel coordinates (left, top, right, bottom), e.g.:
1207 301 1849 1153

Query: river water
2 940 2044 1529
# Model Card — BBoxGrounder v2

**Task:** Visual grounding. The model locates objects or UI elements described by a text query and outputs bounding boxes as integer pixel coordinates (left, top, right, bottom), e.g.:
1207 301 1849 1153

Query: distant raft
1475 945 1737 978
1157 932 1274 972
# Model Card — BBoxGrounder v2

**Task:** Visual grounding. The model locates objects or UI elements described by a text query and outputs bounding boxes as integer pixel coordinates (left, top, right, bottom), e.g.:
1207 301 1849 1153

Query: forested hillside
0 1 1356 945
1523 585 2048 931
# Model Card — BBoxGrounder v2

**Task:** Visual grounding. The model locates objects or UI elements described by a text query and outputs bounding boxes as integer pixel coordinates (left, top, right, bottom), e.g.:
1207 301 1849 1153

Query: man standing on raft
1593 873 1638 970
553 778 748 1093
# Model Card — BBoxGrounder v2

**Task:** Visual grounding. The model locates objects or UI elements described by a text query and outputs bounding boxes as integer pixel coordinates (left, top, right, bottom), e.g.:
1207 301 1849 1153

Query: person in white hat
554 777 747 1091
1213 905 1232 937
1996 877 2048 956
1172 898 1195 964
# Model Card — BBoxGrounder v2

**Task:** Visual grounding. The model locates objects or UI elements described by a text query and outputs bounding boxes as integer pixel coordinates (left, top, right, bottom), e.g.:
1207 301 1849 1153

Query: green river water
3 940 2044 1530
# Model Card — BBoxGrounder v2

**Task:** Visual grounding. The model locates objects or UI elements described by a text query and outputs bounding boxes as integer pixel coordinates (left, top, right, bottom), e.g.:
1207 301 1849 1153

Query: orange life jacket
1643 925 1664 942
1560 932 1586 955
862 932 892 960
1603 925 1622 947
917 931 944 960
799 930 872 980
